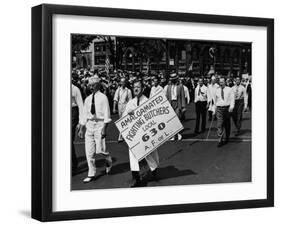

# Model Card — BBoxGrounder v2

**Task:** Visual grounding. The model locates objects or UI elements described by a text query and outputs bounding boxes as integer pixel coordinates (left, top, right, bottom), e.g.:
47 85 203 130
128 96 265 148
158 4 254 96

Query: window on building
95 55 106 65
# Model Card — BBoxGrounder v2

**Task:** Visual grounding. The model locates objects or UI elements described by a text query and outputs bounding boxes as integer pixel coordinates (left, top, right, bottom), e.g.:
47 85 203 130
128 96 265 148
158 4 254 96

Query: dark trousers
208 111 217 121
170 100 181 138
195 101 207 133
216 106 231 140
208 111 212 121
72 107 79 170
231 99 244 131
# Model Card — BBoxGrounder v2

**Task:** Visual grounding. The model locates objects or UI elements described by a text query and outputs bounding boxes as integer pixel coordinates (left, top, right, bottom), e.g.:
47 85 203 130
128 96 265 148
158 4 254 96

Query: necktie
235 86 239 99
137 97 140 106
172 85 177 99
91 94 96 115
221 88 224 100
198 87 201 96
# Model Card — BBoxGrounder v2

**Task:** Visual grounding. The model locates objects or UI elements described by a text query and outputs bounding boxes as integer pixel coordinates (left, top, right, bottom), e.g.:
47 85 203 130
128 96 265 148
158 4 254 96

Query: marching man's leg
145 150 160 179
224 111 231 143
216 107 224 147
117 104 124 142
95 121 113 174
101 138 113 174
129 150 142 187
236 101 244 135
84 129 97 183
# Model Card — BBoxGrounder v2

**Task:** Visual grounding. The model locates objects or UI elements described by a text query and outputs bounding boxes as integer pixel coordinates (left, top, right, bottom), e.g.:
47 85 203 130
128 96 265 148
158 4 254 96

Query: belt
88 118 104 122
217 105 230 108
196 100 207 103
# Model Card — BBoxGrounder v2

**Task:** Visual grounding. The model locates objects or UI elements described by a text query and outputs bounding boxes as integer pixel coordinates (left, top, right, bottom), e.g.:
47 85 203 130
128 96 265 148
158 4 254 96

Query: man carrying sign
124 80 160 187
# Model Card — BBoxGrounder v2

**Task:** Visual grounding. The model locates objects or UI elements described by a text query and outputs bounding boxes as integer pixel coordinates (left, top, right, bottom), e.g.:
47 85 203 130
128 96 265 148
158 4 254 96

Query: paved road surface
71 103 251 190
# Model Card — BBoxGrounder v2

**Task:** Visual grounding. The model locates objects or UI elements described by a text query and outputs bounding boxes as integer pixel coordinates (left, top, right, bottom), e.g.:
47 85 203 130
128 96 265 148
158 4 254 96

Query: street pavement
71 103 251 190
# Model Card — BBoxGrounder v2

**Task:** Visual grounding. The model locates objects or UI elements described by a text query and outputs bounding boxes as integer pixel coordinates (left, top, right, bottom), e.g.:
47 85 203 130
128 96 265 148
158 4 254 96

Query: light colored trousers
129 149 159 172
118 103 127 140
118 103 127 118
85 120 112 177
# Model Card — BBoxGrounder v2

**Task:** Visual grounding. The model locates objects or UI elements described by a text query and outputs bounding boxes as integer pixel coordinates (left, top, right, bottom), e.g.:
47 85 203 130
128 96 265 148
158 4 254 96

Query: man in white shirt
231 77 248 135
180 78 190 104
124 80 160 187
178 78 190 121
150 77 164 98
207 76 219 121
71 83 84 173
164 73 186 140
113 77 132 142
214 77 235 147
78 75 113 183
194 78 208 134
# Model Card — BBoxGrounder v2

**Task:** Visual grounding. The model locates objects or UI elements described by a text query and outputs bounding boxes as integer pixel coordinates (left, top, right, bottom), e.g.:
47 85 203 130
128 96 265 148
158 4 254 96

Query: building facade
73 36 115 71
73 36 251 77
118 39 251 77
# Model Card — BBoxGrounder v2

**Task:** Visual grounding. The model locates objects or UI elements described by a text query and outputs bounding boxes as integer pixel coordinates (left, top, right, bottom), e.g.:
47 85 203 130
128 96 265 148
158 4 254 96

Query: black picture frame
31 4 274 221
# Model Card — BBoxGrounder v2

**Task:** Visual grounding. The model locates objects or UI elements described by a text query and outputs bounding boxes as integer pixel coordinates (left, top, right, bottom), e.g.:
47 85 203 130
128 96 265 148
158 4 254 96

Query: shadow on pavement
237 129 251 136
145 165 196 182
181 133 198 139
181 127 191 132
75 157 117 175
108 162 130 175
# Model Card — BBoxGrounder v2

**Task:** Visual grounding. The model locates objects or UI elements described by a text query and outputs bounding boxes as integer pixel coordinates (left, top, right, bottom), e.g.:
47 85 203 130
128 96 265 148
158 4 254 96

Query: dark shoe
151 169 159 181
225 138 229 144
217 141 224 147
130 179 143 187
105 158 113 174
217 136 224 147
130 171 142 187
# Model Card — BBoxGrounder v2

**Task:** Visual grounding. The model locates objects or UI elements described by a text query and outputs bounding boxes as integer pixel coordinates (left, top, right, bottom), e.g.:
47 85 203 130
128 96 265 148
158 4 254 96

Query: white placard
115 91 183 161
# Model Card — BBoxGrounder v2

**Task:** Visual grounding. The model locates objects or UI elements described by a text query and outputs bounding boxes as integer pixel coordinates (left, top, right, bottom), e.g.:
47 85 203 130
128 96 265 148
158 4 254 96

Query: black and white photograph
30 3 274 221
71 34 252 190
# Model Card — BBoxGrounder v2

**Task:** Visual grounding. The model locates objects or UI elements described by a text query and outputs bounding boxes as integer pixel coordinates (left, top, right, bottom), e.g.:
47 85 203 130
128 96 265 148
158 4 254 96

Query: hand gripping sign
115 91 184 161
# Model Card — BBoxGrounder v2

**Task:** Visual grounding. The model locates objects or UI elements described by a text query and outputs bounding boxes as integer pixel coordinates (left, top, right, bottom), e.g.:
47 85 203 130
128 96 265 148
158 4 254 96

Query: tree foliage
71 34 97 54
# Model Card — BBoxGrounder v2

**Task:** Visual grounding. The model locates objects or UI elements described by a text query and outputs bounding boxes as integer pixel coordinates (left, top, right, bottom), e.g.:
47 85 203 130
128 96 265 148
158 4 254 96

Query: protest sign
115 91 183 161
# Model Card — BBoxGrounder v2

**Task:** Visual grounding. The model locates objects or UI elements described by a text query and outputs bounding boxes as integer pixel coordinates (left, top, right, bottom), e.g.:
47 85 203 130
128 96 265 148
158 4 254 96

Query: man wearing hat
113 77 132 142
78 74 113 183
207 76 219 121
142 75 151 98
231 76 248 135
164 73 186 140
194 78 208 134
179 78 190 121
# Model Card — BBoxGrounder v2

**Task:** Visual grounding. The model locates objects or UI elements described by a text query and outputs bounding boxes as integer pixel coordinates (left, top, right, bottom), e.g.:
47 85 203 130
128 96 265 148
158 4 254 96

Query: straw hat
88 74 100 85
